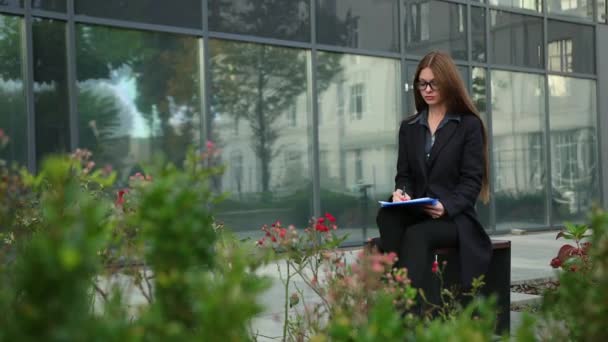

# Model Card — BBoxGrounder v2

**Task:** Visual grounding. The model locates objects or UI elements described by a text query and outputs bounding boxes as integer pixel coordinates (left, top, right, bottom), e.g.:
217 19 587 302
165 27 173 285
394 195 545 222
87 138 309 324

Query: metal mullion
201 0 211 146
543 3 554 228
487 5 544 18
487 63 546 75
485 4 496 232
313 44 401 59
470 61 490 68
310 0 321 220
440 0 468 5
0 6 26 16
73 15 204 37
546 13 595 25
66 0 78 151
404 52 469 63
484 67 496 234
30 9 68 20
547 70 597 79
467 2 472 66
400 0 408 121
209 31 312 50
23 0 36 172
594 23 605 208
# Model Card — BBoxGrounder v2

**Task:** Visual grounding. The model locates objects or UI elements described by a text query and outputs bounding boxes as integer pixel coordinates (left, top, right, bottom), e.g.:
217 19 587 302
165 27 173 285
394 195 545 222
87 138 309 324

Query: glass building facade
1 0 606 244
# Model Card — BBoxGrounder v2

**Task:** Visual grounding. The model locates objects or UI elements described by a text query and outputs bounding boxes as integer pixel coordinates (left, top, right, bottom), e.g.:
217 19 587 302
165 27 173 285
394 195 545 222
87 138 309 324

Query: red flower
315 223 329 232
550 257 562 268
257 238 265 246
279 228 287 238
317 217 325 224
115 189 128 206
325 213 336 223
206 140 215 150
431 260 439 273
431 255 439 273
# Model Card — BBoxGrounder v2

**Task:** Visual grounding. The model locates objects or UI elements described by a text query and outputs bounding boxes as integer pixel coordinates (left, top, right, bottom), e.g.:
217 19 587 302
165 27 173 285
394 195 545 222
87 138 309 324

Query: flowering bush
549 222 592 273
516 209 608 341
256 215 499 341
0 139 271 341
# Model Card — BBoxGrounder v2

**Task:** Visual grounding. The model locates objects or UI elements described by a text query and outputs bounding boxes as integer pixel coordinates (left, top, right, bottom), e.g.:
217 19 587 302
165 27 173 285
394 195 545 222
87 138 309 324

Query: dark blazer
395 111 492 287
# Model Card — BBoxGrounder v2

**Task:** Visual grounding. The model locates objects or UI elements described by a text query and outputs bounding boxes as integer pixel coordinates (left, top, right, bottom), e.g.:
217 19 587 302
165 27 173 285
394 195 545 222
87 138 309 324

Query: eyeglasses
416 80 439 91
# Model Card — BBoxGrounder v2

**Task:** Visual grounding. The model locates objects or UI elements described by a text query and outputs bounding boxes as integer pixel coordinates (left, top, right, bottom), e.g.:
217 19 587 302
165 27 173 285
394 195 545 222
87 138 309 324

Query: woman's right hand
392 189 411 202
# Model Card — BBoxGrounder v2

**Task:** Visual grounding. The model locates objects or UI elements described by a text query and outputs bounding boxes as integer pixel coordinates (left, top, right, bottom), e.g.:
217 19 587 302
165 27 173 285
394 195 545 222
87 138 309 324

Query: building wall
0 0 606 242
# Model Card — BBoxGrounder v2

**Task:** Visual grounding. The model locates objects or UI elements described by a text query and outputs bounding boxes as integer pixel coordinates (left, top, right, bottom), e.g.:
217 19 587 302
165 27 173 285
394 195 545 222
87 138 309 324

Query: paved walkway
250 230 564 340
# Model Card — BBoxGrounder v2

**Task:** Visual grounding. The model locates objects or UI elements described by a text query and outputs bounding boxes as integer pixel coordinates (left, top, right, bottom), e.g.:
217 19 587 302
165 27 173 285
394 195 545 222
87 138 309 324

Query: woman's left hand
423 201 446 219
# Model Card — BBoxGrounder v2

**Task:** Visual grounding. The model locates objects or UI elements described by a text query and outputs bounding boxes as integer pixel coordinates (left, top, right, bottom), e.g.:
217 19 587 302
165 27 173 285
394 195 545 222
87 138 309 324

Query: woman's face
418 67 442 106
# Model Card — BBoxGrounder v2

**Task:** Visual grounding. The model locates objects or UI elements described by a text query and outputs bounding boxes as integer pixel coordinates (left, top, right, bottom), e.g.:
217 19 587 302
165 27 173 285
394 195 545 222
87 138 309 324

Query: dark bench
366 237 511 333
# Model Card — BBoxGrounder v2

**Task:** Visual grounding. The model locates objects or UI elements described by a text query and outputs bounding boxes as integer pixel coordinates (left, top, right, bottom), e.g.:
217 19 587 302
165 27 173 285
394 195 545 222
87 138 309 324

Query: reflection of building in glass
548 39 573 72
215 52 401 205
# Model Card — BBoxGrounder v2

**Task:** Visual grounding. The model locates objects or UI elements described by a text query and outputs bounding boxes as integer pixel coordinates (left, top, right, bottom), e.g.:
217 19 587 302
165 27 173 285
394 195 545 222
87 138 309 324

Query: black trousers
376 206 459 299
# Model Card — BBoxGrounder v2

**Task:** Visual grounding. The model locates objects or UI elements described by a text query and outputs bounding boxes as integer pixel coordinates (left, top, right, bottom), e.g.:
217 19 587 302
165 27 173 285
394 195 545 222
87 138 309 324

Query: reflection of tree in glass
211 41 342 199
209 2 345 200
76 26 201 168
209 0 310 40
0 15 26 165
77 81 131 178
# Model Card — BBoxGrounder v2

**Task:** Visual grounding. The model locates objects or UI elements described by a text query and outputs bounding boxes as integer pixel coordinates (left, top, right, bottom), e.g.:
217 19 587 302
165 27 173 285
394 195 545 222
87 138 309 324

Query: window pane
317 0 399 52
317 52 401 244
76 25 202 183
33 18 70 165
472 67 491 229
472 6 486 63
599 0 607 23
491 70 547 230
209 0 310 42
0 0 22 9
75 0 202 29
490 11 543 69
547 0 593 19
547 20 595 74
404 0 467 60
489 0 541 11
32 0 66 12
549 76 599 222
210 40 312 238
0 14 26 166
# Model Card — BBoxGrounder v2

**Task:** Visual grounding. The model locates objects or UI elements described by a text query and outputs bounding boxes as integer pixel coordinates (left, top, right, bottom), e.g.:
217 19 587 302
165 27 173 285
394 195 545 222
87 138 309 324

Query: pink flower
371 261 384 273
257 238 265 246
279 228 287 238
206 140 215 151
431 256 439 273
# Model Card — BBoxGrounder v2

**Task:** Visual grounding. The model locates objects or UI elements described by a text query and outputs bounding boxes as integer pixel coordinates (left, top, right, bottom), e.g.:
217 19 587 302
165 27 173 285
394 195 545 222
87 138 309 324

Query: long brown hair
413 51 490 204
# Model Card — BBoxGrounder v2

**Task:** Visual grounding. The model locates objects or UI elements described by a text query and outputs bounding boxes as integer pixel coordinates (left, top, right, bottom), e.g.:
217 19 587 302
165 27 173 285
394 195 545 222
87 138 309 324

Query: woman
376 51 492 297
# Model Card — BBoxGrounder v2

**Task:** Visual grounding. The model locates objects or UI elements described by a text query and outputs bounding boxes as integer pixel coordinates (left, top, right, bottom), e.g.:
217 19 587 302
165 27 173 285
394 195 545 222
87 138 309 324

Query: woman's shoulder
459 112 484 128
402 112 423 125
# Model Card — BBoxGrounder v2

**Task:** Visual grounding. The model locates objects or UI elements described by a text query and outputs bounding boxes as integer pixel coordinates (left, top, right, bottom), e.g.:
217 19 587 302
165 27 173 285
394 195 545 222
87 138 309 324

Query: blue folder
378 197 438 208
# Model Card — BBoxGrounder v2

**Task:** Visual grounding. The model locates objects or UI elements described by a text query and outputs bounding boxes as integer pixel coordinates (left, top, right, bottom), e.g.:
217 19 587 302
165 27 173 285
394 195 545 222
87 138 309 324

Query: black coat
395 112 492 287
